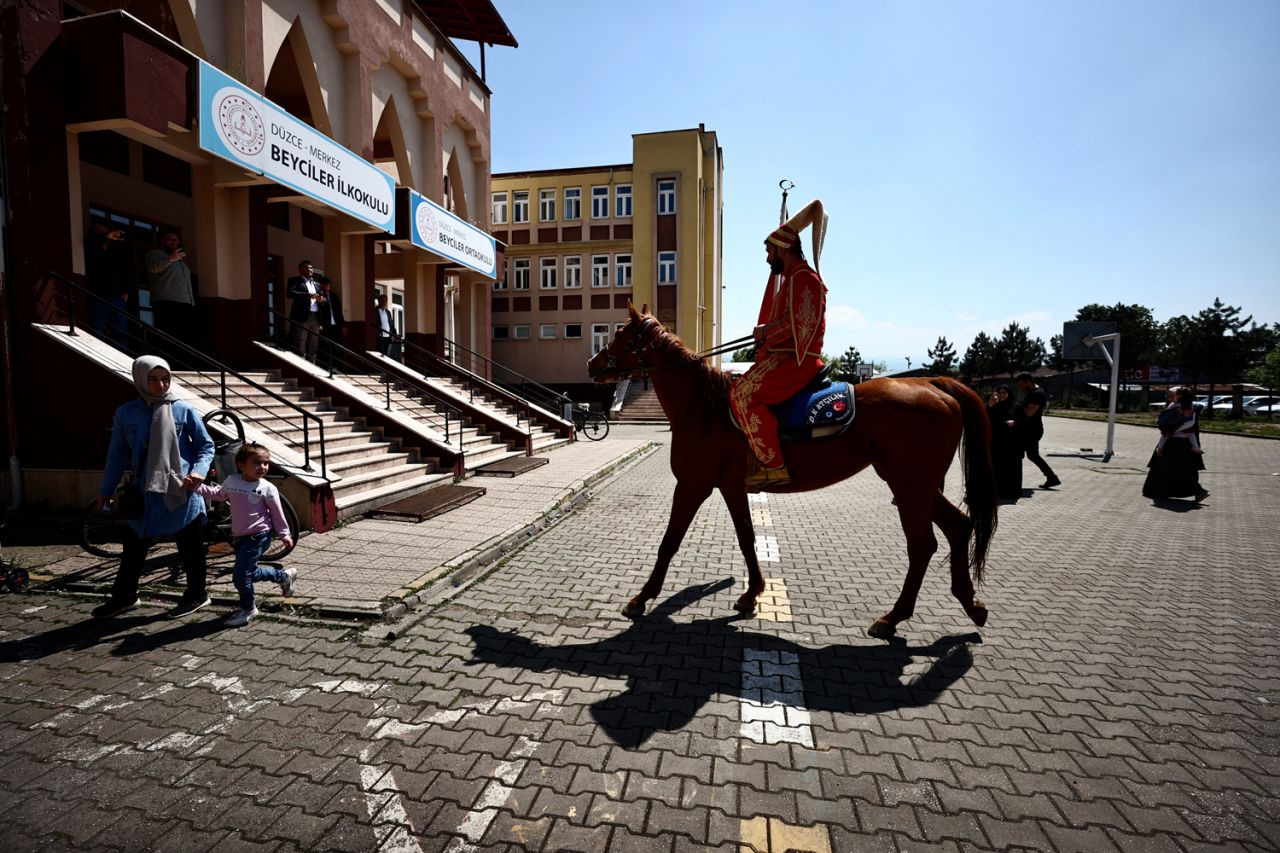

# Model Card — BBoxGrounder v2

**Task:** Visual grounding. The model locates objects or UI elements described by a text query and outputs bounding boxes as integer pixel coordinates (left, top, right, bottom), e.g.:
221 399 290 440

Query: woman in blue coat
93 356 215 619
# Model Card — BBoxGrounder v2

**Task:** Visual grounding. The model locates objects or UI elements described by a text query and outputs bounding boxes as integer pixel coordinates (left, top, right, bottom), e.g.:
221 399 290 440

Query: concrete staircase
612 380 668 423
426 375 570 454
336 372 520 469
175 371 451 519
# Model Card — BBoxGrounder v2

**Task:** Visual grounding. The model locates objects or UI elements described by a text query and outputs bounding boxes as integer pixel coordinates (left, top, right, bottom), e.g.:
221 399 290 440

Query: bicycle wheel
260 493 301 561
80 501 130 559
583 411 609 441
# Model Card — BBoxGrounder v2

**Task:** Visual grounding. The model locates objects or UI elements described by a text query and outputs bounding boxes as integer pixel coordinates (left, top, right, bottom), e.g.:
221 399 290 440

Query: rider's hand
753 324 766 346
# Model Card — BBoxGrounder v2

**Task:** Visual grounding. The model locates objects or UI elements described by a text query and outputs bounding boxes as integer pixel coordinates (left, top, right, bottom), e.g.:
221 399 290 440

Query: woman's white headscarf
131 356 187 511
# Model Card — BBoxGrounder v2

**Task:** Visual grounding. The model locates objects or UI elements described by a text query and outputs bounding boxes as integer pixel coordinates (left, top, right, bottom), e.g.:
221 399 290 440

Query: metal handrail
383 327 569 427
269 307 469 456
42 271 329 478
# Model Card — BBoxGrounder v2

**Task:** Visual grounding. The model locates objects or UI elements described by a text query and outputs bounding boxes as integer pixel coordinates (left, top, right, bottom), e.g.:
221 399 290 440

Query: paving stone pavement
1 418 1278 852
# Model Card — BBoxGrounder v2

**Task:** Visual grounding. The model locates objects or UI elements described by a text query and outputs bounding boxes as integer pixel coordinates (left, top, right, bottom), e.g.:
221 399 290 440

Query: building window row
495 322 627 352
496 253 637 291
493 184 633 226
495 322 589 341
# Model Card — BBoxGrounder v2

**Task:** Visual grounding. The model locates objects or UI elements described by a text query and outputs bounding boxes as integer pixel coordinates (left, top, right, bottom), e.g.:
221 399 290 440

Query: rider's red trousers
730 350 824 469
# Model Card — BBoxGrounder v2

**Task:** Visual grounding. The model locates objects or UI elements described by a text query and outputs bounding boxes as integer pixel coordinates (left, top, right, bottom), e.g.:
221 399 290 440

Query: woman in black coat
986 384 1024 502
1143 387 1209 502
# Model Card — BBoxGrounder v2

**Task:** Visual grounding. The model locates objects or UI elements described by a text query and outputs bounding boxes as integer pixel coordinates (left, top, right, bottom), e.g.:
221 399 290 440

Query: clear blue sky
459 1 1280 371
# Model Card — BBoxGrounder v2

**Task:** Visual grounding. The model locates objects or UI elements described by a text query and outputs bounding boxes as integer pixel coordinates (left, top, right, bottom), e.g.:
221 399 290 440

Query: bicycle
80 410 301 561
571 405 610 441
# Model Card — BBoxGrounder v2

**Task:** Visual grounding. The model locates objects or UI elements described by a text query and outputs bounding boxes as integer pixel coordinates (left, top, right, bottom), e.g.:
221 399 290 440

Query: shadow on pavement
467 579 980 749
0 612 226 663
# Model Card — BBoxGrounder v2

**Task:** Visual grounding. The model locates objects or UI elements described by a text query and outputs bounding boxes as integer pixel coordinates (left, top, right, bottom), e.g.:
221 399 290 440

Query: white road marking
740 649 813 748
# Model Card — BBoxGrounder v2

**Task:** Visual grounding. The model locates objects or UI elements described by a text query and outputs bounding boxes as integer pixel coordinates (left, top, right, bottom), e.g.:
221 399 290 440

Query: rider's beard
768 257 785 275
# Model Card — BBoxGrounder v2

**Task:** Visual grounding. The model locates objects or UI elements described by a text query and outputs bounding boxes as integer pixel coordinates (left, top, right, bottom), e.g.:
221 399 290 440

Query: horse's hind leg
622 480 712 618
933 492 988 628
720 487 764 614
869 485 938 639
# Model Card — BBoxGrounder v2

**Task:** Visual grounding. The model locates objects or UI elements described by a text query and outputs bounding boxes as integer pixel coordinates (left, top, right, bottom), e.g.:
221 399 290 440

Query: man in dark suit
286 260 324 362
316 276 345 372
374 294 397 358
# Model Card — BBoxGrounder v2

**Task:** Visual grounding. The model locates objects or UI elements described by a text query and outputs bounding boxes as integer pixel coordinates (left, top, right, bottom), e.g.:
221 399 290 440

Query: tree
730 344 756 362
993 323 1046 377
826 346 862 380
959 331 999 381
1048 334 1066 371
923 336 957 376
1245 347 1280 392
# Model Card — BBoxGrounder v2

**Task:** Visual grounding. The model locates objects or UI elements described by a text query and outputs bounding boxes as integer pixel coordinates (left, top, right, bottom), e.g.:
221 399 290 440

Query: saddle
770 365 856 443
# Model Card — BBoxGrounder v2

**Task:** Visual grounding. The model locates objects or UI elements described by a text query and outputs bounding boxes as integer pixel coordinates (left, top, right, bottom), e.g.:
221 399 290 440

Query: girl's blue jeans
233 531 285 611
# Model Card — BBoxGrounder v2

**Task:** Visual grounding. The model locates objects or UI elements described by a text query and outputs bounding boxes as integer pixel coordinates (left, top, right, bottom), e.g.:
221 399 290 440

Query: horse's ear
627 300 639 320
640 302 650 316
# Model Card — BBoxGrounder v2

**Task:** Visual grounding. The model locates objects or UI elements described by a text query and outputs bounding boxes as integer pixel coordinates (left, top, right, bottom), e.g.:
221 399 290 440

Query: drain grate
473 456 550 478
365 485 486 523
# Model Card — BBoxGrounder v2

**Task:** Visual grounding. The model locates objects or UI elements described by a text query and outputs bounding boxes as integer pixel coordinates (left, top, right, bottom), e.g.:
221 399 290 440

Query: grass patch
1051 409 1280 439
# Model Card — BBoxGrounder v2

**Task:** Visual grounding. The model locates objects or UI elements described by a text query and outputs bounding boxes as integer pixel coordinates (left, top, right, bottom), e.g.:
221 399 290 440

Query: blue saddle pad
771 381 855 442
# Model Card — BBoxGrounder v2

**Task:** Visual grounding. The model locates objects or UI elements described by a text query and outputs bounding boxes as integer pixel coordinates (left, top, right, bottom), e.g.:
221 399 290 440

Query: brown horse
587 303 998 639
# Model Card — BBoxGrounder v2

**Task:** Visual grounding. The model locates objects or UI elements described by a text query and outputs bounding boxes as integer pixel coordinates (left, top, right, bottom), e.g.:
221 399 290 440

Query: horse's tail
932 377 998 584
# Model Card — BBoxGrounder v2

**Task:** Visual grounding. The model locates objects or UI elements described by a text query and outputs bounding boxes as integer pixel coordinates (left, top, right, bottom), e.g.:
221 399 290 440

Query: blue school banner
197 61 396 233
408 190 497 278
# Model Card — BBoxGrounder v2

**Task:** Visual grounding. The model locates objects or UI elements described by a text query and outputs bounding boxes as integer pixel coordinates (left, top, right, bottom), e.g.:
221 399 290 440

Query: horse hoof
733 594 757 615
967 600 988 628
621 599 647 619
867 618 896 639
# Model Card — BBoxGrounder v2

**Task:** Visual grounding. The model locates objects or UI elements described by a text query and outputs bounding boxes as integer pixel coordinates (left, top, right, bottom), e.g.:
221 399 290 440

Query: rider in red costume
730 200 828 491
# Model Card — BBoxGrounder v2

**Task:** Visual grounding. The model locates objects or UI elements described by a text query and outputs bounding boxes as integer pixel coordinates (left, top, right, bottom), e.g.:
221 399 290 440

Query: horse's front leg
720 487 764 614
622 480 712 618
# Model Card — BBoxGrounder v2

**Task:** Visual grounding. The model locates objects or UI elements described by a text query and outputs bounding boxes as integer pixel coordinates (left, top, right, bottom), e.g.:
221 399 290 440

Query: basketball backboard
1062 321 1117 360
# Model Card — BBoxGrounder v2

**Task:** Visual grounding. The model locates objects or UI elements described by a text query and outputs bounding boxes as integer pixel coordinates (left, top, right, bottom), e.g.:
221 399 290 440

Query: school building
489 126 725 397
1 1 581 526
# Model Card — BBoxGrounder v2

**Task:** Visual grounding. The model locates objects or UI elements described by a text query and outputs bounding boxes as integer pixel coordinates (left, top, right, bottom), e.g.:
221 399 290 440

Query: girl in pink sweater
192 443 295 627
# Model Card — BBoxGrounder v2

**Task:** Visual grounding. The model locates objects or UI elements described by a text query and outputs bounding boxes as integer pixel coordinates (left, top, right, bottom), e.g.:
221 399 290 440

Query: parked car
1243 396 1280 416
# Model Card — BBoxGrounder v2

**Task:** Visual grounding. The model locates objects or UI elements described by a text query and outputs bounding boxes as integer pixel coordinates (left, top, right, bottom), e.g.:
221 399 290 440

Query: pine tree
924 336 957 376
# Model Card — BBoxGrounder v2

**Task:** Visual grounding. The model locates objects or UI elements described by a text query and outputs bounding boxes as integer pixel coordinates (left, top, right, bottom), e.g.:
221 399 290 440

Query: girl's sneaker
280 569 297 597
224 606 259 628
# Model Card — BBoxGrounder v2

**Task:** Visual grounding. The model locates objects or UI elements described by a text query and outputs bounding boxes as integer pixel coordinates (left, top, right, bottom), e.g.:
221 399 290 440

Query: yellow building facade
490 126 723 390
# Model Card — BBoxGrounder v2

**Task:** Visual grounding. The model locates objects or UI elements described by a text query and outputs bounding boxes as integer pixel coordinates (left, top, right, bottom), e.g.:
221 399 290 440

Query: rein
607 321 754 377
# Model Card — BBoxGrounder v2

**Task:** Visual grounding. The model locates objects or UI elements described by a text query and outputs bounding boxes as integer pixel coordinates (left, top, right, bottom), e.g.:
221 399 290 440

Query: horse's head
586 301 664 383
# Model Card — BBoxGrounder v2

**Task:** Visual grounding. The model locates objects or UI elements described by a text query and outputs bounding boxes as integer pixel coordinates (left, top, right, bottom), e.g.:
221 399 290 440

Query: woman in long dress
1142 387 1209 502
986 384 1024 502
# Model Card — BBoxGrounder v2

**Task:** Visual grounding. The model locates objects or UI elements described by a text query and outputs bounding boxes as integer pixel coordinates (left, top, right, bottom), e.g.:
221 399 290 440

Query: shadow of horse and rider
466 578 980 749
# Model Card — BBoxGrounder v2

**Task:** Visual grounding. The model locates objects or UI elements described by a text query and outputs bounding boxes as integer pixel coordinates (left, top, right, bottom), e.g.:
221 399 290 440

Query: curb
366 440 660 639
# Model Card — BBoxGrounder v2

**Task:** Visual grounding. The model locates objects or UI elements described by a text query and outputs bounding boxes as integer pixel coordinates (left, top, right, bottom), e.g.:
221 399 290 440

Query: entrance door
265 254 285 345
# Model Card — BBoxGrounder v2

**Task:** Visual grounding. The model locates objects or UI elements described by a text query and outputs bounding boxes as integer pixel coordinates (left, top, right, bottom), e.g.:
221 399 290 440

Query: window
492 192 508 225
512 258 530 290
591 186 609 218
592 323 612 355
493 270 507 291
658 250 677 284
493 325 509 340
513 190 529 223
540 257 557 289
540 323 558 339
591 255 610 288
563 187 581 220
615 184 632 218
539 188 556 222
658 179 676 214
564 323 582 339
615 254 632 288
512 324 531 340
563 256 582 288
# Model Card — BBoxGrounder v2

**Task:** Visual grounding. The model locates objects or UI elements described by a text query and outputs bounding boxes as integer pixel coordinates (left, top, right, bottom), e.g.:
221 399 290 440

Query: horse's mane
648 322 736 424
